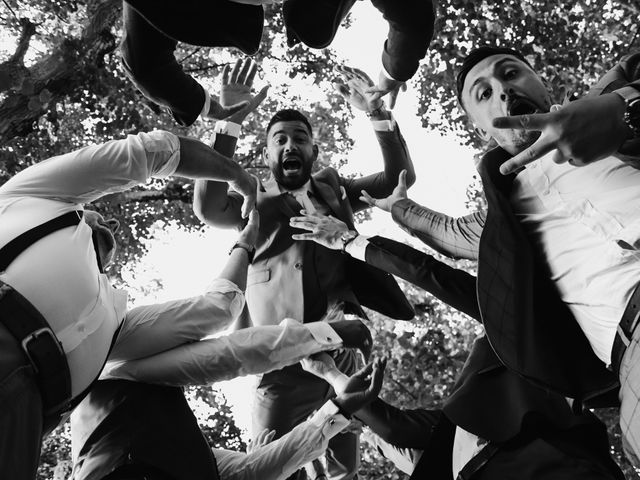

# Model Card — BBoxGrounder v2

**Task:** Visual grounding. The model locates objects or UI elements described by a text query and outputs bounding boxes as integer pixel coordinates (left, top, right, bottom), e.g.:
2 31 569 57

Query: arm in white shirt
0 131 181 205
109 278 246 362
101 319 343 385
214 400 350 480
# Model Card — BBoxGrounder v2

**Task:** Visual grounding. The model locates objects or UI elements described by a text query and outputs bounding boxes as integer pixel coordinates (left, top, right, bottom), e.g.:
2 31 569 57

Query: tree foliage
0 0 638 478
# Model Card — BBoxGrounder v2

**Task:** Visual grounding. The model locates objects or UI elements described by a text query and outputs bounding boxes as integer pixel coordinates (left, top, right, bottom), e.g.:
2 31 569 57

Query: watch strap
614 86 640 138
229 241 255 263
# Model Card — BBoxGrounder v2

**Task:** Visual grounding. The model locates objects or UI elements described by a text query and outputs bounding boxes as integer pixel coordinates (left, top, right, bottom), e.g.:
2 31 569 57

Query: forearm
215 401 349 480
220 247 250 291
175 136 246 181
346 123 416 212
391 199 485 260
101 320 343 386
121 3 205 126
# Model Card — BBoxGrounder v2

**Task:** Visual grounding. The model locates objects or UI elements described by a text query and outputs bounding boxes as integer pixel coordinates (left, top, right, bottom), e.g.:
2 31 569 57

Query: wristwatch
615 86 640 139
229 241 256 263
340 230 358 253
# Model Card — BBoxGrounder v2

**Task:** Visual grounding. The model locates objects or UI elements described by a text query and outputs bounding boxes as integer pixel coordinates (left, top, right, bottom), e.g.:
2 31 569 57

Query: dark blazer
70 380 219 480
359 237 624 479
122 0 435 125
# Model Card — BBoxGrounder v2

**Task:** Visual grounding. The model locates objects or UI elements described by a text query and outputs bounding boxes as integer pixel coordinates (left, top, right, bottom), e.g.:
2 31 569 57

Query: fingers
244 85 270 114
229 59 242 84
291 233 318 241
221 64 231 86
499 136 556 175
334 82 351 100
492 112 552 131
367 357 386 397
337 65 374 87
353 361 374 379
359 189 377 207
247 208 260 228
246 61 259 86
397 169 407 189
239 58 253 84
289 219 317 231
551 149 569 165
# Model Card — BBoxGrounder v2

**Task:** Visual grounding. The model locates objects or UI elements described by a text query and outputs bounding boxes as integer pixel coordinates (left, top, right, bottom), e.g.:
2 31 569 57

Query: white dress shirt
510 150 640 364
0 131 184 396
214 399 350 480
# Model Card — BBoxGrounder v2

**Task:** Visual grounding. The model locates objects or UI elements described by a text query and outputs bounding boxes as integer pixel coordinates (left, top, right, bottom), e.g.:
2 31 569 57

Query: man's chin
275 171 310 191
501 130 542 155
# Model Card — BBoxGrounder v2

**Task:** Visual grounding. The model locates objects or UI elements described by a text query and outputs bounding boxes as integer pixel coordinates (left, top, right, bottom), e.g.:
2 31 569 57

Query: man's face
263 120 318 190
461 54 552 154
83 210 119 269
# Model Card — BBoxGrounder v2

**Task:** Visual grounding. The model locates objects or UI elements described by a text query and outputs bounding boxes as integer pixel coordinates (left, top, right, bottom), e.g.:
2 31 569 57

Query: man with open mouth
193 61 416 480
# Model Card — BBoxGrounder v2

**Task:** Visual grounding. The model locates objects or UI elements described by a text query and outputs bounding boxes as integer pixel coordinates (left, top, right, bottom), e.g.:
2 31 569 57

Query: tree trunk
0 0 122 146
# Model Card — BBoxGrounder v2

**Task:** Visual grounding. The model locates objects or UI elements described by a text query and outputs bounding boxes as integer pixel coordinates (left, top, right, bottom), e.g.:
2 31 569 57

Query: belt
611 282 640 376
0 281 72 416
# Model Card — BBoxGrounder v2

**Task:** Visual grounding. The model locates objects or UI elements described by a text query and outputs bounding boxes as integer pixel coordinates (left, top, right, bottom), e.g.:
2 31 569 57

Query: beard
498 129 542 156
271 160 313 190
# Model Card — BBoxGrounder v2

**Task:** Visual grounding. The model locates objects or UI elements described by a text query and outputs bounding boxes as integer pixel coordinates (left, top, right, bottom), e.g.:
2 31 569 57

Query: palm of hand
346 78 380 112
221 83 252 108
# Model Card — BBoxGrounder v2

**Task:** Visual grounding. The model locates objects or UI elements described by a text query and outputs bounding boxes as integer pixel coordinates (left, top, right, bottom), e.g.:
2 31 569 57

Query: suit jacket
122 0 435 124
70 380 219 480
357 238 623 479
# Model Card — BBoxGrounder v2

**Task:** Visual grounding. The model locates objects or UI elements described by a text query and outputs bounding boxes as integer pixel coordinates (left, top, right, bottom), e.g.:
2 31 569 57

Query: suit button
294 262 303 270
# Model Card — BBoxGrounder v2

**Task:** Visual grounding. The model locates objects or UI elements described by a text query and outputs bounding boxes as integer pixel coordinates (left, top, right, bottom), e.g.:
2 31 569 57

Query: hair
455 46 533 107
266 109 313 137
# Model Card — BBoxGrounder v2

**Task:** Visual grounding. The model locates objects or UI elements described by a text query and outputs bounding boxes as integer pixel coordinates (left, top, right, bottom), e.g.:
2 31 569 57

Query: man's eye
276 137 286 144
480 88 492 100
505 69 517 79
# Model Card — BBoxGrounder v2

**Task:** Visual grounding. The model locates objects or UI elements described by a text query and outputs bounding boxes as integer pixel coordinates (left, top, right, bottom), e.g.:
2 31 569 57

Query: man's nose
500 87 515 102
284 139 298 151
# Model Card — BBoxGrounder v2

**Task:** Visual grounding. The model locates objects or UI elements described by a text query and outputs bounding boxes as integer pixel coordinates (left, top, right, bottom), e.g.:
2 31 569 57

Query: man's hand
301 352 338 380
229 171 259 218
237 209 260 247
220 58 270 125
360 169 408 213
246 428 276 454
290 211 352 249
334 358 386 416
494 93 630 175
328 319 373 361
335 66 386 115
366 71 407 110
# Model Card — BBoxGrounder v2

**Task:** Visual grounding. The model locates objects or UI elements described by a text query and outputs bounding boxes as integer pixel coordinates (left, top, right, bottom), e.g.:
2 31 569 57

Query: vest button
294 262 303 270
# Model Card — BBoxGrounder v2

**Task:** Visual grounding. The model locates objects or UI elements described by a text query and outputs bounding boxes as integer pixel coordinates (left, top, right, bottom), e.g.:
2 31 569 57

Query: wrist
340 230 359 253
614 87 640 140
229 241 255 263
332 398 353 418
366 105 390 121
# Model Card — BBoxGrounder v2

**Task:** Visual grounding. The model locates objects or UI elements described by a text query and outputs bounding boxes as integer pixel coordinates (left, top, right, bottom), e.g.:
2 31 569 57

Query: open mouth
282 157 302 173
507 97 538 116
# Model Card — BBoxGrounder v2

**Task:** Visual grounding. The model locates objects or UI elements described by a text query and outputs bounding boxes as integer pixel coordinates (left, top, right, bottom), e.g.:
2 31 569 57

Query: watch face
626 98 640 136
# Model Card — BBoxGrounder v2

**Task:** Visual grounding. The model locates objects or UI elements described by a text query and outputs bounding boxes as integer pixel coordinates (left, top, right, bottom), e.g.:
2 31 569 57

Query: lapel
310 174 350 225
262 176 300 218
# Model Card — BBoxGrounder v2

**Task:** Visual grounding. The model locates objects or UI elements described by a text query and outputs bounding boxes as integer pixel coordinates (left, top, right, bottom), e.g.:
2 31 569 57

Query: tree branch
10 18 36 65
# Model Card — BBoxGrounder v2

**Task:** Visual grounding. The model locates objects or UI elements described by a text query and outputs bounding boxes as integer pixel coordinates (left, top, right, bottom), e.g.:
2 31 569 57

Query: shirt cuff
304 321 343 347
345 235 370 261
214 120 242 138
308 400 351 435
371 113 396 132
205 278 246 320
614 85 640 103
199 86 211 120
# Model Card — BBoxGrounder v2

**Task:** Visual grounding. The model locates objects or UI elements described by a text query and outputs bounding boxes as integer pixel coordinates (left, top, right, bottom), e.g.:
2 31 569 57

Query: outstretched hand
360 169 408 213
290 211 352 250
334 358 387 416
230 171 259 218
494 93 630 175
335 66 385 113
219 58 270 125
366 71 407 110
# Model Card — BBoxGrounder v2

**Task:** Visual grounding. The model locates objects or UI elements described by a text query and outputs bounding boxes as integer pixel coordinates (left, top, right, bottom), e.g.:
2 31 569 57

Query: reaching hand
328 319 373 361
290 211 352 250
335 66 385 114
494 93 630 175
219 58 270 125
334 357 386 416
360 169 408 213
246 428 276 454
366 71 407 110
301 352 338 380
229 171 259 218
237 209 260 246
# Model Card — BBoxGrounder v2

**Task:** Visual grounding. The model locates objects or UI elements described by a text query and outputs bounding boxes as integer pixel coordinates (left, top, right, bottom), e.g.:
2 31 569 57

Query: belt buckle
21 327 63 374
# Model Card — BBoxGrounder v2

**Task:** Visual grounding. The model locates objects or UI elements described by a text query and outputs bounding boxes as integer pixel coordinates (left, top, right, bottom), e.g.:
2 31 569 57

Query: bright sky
123 4 479 436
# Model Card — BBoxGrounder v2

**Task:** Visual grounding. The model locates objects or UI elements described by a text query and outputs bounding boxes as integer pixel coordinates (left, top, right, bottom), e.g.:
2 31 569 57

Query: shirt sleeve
0 130 181 205
101 319 343 385
214 400 350 480
108 279 245 363
345 235 370 262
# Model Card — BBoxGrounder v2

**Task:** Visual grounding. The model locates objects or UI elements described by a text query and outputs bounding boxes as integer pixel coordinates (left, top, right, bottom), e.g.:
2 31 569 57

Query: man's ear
312 144 319 163
262 146 269 163
473 126 490 142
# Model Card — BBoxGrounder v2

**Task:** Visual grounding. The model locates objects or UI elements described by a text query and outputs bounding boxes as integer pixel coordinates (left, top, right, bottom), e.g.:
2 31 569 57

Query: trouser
0 321 43 480
252 349 359 480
